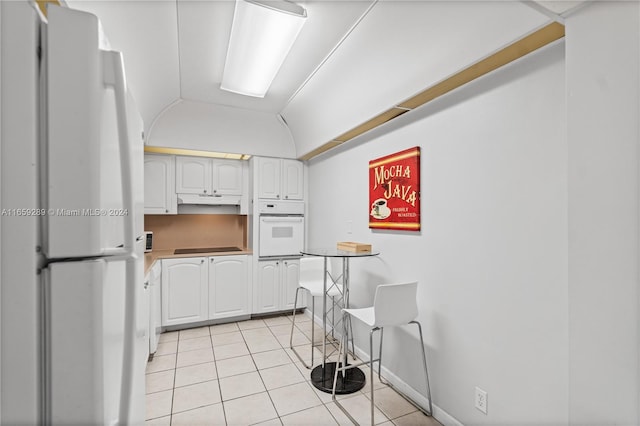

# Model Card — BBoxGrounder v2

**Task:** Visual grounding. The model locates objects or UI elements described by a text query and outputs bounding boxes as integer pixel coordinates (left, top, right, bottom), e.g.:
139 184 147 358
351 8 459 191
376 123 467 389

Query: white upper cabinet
281 160 304 200
144 154 177 214
256 157 281 200
211 159 243 196
256 157 304 200
176 156 243 196
175 156 211 194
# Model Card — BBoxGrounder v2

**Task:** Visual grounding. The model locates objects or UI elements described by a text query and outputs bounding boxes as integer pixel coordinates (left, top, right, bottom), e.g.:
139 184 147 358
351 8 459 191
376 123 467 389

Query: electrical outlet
346 220 353 235
475 386 488 414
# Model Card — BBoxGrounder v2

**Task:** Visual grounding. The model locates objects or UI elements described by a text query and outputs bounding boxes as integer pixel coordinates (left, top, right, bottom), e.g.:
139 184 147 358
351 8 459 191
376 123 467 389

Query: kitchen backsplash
144 214 247 250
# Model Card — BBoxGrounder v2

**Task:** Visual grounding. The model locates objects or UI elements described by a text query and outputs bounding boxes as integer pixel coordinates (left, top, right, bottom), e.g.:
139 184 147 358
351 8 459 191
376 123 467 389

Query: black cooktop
174 247 243 255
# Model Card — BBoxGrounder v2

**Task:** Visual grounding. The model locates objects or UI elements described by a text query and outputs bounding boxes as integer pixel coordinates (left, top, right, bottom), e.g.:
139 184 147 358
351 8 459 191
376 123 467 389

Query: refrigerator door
45 257 143 425
45 6 142 259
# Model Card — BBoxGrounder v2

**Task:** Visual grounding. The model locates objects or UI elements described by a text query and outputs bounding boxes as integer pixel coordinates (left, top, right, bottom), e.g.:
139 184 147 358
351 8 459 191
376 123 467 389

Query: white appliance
145 231 153 252
1 3 145 425
258 201 305 257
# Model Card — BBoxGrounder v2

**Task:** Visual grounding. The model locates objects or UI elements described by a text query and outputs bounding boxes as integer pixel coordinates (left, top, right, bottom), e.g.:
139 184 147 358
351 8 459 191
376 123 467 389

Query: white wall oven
258 201 304 257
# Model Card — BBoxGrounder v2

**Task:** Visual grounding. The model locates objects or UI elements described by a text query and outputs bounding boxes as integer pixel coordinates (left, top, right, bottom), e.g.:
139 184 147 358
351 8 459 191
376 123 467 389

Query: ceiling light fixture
220 0 307 98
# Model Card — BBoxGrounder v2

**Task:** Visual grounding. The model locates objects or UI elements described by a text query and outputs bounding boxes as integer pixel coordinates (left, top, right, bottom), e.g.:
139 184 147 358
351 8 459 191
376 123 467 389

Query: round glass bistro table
300 248 380 394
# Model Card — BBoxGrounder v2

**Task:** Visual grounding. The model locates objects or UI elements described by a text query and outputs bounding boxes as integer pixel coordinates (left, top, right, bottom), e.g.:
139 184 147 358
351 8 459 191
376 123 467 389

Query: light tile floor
145 313 441 426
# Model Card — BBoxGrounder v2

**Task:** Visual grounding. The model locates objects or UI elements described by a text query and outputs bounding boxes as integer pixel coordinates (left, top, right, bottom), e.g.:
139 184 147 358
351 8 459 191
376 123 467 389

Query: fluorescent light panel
221 0 307 98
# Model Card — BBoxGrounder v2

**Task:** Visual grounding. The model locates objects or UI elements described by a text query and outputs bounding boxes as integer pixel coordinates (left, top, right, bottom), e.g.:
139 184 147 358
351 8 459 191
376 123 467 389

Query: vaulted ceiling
65 0 585 157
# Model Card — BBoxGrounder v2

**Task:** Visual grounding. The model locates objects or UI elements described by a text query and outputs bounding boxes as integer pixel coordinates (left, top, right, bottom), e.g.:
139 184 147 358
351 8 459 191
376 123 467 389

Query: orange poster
369 147 421 231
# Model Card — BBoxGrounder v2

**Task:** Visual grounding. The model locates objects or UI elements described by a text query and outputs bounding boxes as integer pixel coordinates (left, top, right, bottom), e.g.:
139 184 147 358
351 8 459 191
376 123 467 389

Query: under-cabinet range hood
176 193 248 215
177 194 242 206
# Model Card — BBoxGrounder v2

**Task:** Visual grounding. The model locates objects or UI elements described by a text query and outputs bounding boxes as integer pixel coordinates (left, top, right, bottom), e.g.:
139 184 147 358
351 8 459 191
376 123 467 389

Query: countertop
144 248 253 276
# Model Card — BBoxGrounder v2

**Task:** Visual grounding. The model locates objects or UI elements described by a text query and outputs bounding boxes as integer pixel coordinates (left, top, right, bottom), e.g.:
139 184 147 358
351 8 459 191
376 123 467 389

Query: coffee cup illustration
370 198 391 219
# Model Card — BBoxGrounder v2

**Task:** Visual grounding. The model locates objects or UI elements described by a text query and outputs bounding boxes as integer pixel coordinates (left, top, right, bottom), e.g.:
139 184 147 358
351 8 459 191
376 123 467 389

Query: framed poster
369 146 421 231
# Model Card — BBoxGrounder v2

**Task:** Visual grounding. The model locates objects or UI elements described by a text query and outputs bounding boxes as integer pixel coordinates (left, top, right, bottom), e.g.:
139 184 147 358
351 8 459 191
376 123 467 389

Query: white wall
148 100 297 158
282 1 548 160
566 2 639 424
308 41 568 425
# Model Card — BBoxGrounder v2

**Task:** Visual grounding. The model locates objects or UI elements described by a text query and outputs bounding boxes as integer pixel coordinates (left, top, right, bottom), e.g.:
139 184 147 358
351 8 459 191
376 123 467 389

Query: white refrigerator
1 2 145 425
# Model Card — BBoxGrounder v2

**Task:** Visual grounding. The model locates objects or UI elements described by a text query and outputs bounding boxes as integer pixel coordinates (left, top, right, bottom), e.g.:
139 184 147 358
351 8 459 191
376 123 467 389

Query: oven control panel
258 200 304 215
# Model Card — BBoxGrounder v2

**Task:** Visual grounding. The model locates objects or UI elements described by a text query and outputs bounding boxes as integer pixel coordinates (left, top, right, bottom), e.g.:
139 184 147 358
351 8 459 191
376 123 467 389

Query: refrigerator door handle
102 50 135 253
102 49 137 424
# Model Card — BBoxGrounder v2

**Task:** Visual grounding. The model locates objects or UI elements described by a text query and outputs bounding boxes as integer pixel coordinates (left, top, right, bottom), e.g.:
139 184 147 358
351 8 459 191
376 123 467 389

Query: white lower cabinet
209 255 250 320
255 258 303 314
161 257 208 327
142 272 150 362
161 255 250 327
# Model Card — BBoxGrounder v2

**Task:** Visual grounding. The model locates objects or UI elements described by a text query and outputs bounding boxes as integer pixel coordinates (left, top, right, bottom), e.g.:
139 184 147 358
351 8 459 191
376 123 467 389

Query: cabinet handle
201 259 204 264
213 189 217 193
203 189 207 193
165 209 168 213
210 258 214 262
276 194 280 199
285 195 288 199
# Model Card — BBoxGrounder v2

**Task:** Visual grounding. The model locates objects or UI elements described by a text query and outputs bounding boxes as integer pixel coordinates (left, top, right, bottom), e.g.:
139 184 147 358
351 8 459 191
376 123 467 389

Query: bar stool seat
332 281 433 425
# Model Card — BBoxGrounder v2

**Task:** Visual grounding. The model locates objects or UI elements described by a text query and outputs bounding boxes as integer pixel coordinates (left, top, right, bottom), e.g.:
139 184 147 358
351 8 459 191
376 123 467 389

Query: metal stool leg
290 287 315 369
411 320 433 416
332 314 383 426
378 327 385 384
310 294 315 366
369 327 379 426
290 287 300 337
377 323 433 417
349 315 356 360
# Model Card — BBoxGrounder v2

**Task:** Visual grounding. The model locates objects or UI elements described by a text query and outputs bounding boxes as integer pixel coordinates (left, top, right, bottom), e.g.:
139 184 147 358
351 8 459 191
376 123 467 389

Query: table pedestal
310 362 366 394
301 248 379 395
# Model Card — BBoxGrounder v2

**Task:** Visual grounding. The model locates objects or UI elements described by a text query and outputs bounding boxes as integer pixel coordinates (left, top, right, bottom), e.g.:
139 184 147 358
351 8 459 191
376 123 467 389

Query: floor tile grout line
241 322 282 422
210 330 229 426
167 340 177 422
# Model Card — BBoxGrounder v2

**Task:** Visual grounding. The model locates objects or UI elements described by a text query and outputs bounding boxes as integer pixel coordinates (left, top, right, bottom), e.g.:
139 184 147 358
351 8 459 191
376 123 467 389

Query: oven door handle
260 217 304 223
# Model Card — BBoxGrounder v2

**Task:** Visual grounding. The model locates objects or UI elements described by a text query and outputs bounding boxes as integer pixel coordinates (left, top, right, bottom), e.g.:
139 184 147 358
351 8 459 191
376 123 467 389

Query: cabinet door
141 275 150 363
257 157 281 199
144 154 176 214
281 259 302 310
281 160 304 200
209 255 249 319
150 262 162 354
211 159 243 196
176 156 211 195
255 260 280 313
161 257 208 326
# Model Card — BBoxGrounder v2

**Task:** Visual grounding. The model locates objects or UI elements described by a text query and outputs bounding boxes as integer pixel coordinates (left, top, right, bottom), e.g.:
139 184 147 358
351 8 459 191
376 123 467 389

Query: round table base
310 362 366 394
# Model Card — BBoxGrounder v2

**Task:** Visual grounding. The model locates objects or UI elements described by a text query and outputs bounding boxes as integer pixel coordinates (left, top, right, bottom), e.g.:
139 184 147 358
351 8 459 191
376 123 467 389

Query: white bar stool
290 256 342 368
332 281 433 425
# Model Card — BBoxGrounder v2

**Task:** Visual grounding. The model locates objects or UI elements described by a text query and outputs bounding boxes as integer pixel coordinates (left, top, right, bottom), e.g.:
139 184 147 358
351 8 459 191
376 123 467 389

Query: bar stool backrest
373 281 419 327
299 256 332 285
